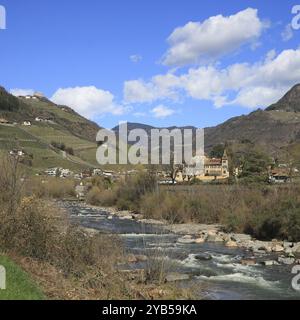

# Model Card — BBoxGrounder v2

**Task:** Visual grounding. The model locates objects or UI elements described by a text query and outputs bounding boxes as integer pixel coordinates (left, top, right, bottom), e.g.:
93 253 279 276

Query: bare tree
0 155 23 215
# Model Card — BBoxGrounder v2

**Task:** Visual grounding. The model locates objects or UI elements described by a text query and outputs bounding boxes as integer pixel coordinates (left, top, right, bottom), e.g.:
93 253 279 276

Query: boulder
177 237 196 244
240 259 256 266
261 260 280 266
252 248 267 255
194 253 212 261
165 273 190 282
291 243 300 254
278 257 295 265
135 255 148 262
225 240 238 248
119 215 134 220
283 241 293 249
271 244 284 253
127 254 138 264
231 234 252 242
284 248 293 255
206 234 224 243
195 237 205 244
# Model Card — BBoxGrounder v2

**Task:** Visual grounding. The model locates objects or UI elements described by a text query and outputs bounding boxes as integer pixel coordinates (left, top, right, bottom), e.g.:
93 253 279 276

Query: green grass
23 124 95 150
0 256 45 300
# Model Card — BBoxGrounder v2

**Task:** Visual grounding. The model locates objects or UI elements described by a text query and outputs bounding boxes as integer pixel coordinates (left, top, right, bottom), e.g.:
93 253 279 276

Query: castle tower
222 149 229 177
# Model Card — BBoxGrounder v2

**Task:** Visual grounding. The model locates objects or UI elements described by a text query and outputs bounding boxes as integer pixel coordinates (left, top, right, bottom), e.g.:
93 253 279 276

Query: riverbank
78 201 300 268
62 200 300 300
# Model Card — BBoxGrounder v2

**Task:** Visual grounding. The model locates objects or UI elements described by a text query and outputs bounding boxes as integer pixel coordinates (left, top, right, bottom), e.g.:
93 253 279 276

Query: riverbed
60 201 300 300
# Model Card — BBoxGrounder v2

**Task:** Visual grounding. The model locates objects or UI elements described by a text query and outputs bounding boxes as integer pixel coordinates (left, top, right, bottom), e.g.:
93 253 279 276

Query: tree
162 154 183 184
210 144 225 159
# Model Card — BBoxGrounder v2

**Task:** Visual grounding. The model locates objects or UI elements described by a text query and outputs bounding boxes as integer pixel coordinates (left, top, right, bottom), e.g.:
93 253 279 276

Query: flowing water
60 201 300 300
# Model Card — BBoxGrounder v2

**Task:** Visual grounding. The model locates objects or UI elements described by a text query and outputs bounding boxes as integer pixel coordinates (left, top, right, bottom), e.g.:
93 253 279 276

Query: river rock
119 215 134 220
225 240 238 248
283 241 293 249
206 234 224 243
231 234 252 243
261 260 280 266
177 236 196 244
240 259 256 266
272 244 284 253
278 257 295 265
135 255 148 262
194 253 212 261
291 243 300 254
251 241 273 254
165 273 190 282
195 237 205 244
127 254 138 263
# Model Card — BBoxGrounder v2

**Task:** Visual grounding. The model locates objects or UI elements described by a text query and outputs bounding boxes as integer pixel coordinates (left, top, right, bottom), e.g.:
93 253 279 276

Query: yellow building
176 150 229 182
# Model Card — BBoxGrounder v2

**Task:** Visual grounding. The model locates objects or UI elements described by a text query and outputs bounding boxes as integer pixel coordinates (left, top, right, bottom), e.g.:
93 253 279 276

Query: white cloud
124 48 300 109
162 8 266 66
228 86 287 109
130 54 142 63
10 88 34 97
124 80 156 103
51 86 126 119
151 105 175 118
281 24 293 41
124 73 180 103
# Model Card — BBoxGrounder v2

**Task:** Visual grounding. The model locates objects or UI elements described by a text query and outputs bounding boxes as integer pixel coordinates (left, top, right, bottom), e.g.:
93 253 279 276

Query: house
45 168 60 176
60 169 73 178
9 149 26 157
75 183 88 200
35 117 53 123
176 150 229 183
93 168 103 176
23 121 32 126
33 92 44 99
269 168 291 184
81 170 93 179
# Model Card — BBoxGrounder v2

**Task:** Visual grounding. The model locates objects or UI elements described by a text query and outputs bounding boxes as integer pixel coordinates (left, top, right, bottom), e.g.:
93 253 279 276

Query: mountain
113 84 300 159
205 84 300 154
1 83 300 172
0 87 100 172
266 84 300 112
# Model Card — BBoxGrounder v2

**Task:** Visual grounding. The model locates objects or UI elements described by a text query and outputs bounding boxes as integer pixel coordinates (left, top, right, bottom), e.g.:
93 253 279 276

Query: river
60 201 300 300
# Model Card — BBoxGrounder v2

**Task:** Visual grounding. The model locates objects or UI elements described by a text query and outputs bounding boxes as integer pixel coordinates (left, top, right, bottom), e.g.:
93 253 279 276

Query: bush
115 172 157 211
24 178 76 199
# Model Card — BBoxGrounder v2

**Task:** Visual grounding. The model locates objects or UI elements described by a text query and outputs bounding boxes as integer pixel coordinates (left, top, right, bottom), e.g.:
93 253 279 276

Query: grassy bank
0 255 44 300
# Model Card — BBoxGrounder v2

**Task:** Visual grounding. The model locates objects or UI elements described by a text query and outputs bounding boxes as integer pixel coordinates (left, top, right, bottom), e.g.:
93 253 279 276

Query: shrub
115 172 157 211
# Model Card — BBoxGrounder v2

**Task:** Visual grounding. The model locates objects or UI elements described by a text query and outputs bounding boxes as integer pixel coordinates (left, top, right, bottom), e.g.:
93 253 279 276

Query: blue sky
0 0 300 129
